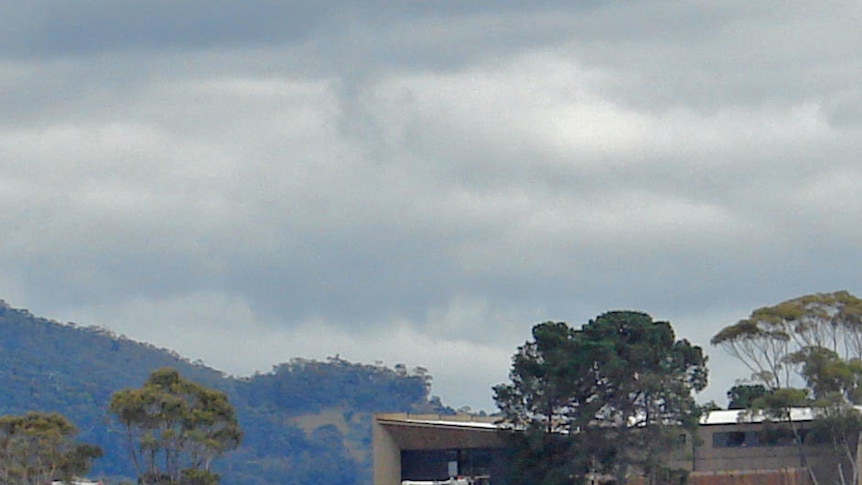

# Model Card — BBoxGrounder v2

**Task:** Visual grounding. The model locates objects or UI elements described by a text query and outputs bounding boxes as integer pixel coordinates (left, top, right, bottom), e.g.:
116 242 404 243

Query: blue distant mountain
0 299 449 484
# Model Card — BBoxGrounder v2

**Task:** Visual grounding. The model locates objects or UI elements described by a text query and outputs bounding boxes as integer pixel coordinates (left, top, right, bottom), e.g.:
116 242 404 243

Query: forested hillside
0 300 450 484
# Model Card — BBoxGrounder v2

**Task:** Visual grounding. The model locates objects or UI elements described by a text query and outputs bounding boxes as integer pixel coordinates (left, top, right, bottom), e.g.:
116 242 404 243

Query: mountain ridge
0 299 450 484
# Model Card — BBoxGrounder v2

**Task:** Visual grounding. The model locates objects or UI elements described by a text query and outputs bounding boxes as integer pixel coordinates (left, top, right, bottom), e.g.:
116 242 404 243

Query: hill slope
0 300 450 484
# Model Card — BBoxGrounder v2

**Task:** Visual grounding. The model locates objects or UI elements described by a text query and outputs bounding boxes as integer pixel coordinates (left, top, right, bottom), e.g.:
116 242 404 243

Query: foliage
0 299 444 484
230 357 441 485
0 411 102 484
713 291 862 485
238 356 433 414
494 311 708 485
726 384 769 410
711 290 862 390
109 368 242 484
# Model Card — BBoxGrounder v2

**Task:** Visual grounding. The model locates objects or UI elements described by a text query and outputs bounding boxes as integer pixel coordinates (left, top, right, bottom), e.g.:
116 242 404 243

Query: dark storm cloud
2 1 600 61
3 1 322 57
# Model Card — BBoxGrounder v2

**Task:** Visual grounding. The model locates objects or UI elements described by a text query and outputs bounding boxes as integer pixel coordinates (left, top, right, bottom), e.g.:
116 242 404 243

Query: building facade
373 410 861 485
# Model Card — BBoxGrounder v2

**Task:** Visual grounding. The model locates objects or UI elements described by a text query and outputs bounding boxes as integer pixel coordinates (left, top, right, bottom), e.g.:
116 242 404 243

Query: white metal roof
699 408 811 425
395 417 500 430
697 406 862 425
381 406 862 430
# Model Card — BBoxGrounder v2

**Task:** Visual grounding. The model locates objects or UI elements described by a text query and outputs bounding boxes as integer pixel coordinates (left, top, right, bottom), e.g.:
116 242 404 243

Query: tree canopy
726 384 769 410
0 411 102 484
712 291 862 485
494 311 707 485
108 368 242 485
711 290 862 390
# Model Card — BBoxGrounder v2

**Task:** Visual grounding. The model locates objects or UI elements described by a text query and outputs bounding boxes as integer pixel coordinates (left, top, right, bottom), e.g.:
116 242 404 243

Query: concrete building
373 409 861 485
373 414 508 485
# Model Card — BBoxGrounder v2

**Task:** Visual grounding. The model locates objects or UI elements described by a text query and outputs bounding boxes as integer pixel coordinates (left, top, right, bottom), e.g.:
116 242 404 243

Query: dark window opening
712 431 748 447
713 428 813 448
401 448 500 483
757 428 799 446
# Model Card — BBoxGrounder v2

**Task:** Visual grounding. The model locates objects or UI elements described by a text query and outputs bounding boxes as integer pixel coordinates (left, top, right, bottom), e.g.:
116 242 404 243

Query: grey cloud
4 1 862 409
2 1 604 61
3 1 322 58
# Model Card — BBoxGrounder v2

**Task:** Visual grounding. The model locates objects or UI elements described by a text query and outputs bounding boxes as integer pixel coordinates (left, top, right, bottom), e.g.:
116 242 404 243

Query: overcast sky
3 1 862 411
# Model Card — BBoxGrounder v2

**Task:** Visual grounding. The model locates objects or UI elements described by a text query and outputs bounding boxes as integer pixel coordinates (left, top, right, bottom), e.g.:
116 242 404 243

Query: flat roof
700 408 815 425
378 406 854 429
376 413 500 430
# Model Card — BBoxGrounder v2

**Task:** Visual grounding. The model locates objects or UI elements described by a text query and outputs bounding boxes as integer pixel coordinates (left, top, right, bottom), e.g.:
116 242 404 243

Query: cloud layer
3 1 862 409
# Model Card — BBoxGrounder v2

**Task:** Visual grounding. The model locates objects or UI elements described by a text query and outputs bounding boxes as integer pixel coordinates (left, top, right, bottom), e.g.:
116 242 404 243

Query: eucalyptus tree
711 291 862 390
0 411 102 484
712 291 862 485
494 311 707 485
109 367 242 485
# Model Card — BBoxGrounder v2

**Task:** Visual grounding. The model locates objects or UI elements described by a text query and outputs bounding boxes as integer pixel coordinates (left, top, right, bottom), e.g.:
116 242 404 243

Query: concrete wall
373 415 403 485
685 422 852 485
373 414 858 485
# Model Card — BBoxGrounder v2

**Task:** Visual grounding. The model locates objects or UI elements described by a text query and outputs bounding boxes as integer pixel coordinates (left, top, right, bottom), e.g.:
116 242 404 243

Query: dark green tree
0 411 102 484
108 368 242 485
726 384 769 410
494 311 708 485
